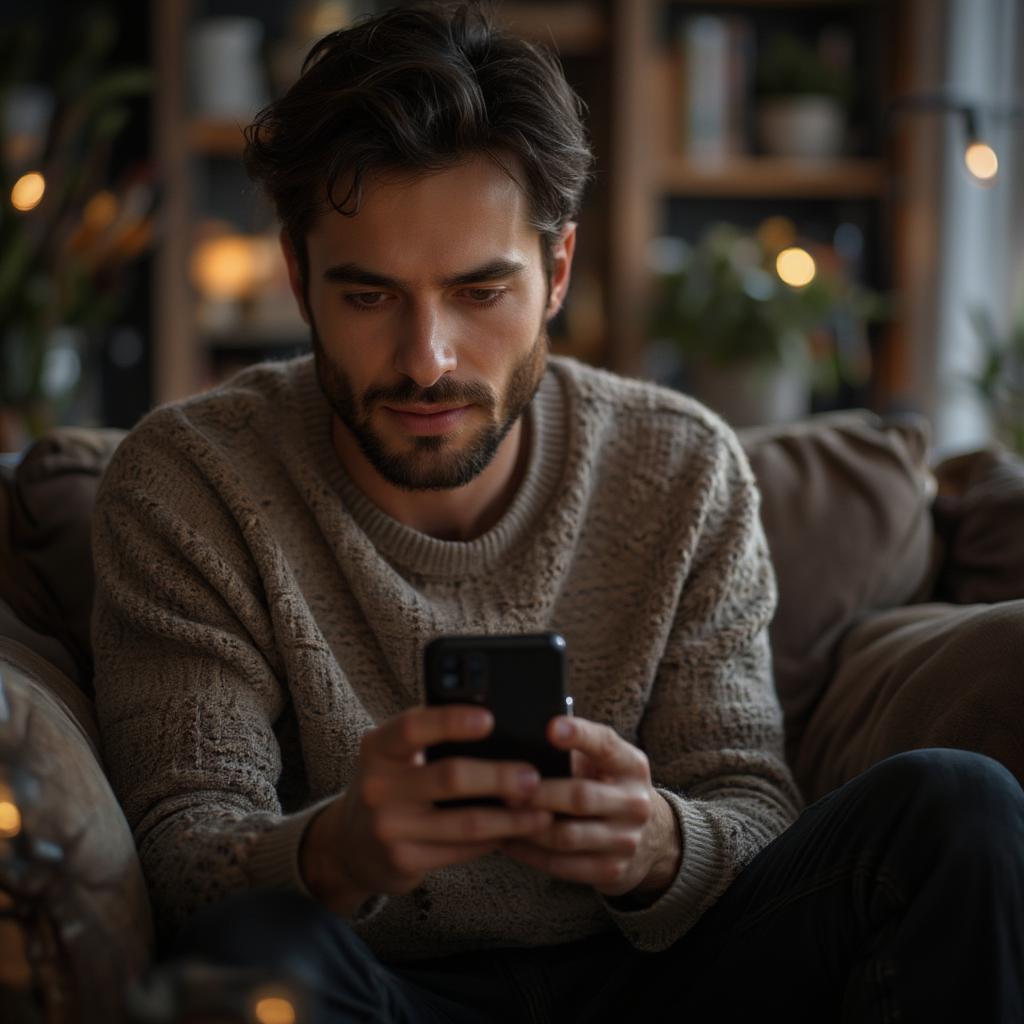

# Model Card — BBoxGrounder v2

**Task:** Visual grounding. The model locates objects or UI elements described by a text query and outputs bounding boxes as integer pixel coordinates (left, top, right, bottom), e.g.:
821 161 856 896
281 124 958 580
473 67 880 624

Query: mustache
364 376 496 409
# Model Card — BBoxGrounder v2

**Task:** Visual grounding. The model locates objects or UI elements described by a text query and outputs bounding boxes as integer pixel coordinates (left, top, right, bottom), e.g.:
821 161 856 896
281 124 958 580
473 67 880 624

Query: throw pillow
738 410 935 762
932 445 1024 604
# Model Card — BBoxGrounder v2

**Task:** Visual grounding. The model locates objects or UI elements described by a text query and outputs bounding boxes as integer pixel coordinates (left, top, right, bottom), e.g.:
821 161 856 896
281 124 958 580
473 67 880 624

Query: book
679 15 752 163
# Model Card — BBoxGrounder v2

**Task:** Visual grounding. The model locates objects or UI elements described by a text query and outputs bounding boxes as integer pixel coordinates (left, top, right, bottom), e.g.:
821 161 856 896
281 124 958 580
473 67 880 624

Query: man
92 5 1023 1021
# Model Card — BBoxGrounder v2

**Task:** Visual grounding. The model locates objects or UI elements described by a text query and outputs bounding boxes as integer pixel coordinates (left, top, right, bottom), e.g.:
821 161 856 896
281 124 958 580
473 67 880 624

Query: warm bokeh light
0 800 21 839
190 235 259 300
775 246 817 288
11 171 45 212
253 995 296 1024
964 141 999 183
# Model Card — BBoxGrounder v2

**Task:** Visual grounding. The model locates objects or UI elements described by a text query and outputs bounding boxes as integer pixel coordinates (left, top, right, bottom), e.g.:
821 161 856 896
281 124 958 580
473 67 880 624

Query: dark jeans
172 749 1024 1023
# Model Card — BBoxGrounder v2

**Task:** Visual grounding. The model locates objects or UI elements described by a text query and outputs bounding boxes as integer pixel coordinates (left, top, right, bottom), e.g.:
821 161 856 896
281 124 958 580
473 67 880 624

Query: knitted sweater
91 354 802 958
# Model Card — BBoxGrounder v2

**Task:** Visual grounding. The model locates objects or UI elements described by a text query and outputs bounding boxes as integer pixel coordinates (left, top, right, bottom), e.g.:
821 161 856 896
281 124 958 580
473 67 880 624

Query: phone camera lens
441 672 459 691
463 653 487 694
441 654 459 672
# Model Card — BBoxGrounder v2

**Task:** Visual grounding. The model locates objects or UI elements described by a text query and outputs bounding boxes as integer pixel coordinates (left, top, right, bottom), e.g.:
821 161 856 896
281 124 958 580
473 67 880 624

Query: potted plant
0 10 153 451
755 30 853 161
649 221 880 427
969 305 1024 455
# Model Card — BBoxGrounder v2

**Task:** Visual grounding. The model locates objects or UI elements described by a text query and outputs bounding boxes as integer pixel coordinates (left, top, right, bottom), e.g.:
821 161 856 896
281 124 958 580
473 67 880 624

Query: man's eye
463 288 505 306
345 292 389 310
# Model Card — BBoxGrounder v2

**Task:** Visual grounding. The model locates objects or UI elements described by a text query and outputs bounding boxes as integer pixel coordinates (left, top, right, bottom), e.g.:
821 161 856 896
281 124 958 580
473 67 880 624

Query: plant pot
690 360 811 428
756 95 846 161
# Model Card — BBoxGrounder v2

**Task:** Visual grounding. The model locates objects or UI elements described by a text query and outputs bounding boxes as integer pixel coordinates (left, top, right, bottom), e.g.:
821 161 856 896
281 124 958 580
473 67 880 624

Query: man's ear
545 222 577 322
280 229 311 325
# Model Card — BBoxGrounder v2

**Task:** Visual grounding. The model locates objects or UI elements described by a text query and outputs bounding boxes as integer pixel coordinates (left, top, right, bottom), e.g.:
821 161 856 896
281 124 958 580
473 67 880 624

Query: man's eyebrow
322 258 527 289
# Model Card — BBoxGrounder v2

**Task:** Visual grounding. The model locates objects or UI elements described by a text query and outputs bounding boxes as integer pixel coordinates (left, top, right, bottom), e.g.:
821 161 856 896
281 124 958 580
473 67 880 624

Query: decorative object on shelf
969 303 1024 455
190 222 307 344
677 14 752 163
649 219 881 427
188 17 269 121
755 30 853 161
0 10 153 451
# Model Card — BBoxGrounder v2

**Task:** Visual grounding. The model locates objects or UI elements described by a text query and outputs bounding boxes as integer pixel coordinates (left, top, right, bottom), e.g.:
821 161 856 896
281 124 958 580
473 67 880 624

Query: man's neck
330 417 530 542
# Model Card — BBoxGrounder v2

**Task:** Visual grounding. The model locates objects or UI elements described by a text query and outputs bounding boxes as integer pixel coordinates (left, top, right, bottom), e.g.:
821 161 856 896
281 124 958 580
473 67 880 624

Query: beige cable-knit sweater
91 353 802 958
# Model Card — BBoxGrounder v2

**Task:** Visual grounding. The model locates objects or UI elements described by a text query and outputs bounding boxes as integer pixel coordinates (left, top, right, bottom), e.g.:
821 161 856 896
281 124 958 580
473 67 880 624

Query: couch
1 411 1022 1022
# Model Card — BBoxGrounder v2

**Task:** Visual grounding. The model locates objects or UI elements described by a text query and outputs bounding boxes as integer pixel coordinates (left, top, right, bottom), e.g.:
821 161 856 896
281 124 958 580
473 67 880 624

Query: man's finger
548 717 650 780
376 805 551 845
363 705 493 761
521 819 640 856
525 778 651 823
361 756 543 809
422 757 543 803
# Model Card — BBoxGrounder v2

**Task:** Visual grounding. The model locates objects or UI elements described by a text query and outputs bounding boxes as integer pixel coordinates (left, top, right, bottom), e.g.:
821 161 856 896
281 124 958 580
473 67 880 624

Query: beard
311 318 548 492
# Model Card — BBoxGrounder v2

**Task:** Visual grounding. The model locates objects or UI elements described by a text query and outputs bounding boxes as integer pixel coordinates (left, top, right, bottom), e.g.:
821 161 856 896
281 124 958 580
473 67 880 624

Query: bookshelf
657 156 887 198
151 0 916 409
607 0 917 413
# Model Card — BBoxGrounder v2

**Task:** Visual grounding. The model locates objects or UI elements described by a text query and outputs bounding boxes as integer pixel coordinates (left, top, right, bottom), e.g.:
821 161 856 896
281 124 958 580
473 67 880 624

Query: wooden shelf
189 118 247 157
671 0 878 7
496 3 606 53
658 156 888 198
203 325 308 350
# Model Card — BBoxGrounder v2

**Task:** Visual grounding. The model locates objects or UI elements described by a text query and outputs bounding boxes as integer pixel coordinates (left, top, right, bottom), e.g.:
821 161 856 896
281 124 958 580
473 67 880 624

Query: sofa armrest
0 427 127 695
793 601 1024 802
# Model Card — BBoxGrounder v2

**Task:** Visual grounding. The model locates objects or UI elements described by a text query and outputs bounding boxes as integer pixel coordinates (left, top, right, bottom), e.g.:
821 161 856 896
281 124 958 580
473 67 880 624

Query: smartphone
424 633 573 804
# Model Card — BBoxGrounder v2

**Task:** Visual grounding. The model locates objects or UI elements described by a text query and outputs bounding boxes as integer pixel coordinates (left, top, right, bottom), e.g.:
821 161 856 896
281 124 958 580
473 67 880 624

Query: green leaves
969 305 1024 454
649 222 881 399
0 8 153 410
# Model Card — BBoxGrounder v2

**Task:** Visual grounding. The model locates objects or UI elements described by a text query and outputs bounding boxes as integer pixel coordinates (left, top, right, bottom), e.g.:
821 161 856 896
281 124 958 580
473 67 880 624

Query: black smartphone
424 633 573 803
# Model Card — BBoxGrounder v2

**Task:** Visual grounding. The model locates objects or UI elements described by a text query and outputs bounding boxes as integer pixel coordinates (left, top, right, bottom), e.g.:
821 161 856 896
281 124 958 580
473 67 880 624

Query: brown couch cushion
0 638 153 1012
793 601 1024 801
932 446 1024 604
738 410 935 760
0 428 126 695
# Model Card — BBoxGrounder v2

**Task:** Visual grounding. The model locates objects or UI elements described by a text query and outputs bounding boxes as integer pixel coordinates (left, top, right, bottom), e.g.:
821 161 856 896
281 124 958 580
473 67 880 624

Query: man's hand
301 705 552 916
500 716 682 900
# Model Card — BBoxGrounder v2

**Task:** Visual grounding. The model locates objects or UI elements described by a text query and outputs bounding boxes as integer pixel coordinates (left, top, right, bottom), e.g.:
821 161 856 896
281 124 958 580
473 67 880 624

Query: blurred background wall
1 0 1022 458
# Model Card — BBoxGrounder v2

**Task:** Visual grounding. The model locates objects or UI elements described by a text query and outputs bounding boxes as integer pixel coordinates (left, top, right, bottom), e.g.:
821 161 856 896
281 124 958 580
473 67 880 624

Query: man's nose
393 302 457 388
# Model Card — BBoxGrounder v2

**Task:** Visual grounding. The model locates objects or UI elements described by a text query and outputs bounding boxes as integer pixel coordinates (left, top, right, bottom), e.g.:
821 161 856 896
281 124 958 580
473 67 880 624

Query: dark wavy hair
244 2 594 286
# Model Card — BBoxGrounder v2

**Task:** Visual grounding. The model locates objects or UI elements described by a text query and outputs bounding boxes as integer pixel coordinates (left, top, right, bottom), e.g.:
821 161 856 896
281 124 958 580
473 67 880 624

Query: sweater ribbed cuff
247 796 336 898
601 789 723 952
246 797 389 924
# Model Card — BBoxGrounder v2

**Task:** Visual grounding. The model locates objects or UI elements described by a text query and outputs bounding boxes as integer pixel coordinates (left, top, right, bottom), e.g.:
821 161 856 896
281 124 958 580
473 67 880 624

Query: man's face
283 154 575 491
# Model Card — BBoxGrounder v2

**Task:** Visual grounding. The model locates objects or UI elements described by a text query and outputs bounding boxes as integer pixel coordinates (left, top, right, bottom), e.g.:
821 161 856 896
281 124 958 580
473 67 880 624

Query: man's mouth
382 403 473 436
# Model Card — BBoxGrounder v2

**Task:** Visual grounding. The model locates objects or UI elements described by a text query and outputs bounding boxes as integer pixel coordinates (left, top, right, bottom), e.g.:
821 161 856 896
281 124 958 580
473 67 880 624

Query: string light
887 96 1016 189
776 246 817 288
11 171 46 212
964 140 999 183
